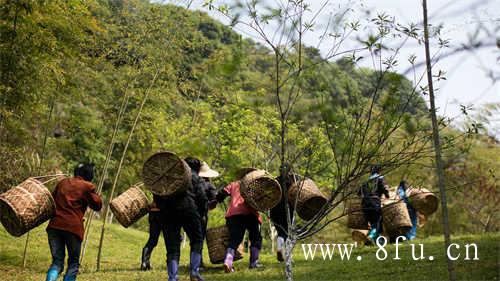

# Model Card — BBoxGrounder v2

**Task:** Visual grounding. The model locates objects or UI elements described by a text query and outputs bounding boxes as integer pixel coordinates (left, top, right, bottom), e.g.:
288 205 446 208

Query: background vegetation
0 0 497 260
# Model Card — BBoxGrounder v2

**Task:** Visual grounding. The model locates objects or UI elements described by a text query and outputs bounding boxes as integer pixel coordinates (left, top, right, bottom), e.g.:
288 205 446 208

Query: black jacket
270 174 295 227
154 170 208 217
358 174 389 208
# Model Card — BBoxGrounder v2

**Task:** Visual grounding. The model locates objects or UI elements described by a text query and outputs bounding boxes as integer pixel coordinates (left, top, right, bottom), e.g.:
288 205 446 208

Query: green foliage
0 0 496 237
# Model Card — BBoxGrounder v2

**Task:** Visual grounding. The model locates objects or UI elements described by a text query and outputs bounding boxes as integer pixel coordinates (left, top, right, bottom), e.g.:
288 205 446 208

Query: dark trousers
272 218 288 240
47 228 81 278
144 211 164 250
226 214 262 250
200 214 208 255
163 208 203 262
362 198 383 233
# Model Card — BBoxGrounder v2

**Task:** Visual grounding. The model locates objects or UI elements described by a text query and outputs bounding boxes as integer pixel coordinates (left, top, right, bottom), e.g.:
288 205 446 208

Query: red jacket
47 176 102 240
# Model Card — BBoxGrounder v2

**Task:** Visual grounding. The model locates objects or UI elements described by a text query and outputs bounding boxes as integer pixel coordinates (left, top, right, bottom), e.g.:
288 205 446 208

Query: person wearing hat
198 161 219 268
45 163 102 281
358 165 390 243
154 157 207 281
214 168 263 273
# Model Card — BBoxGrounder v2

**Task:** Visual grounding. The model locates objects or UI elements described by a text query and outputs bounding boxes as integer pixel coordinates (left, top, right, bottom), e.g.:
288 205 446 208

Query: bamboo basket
240 170 282 212
408 187 438 215
0 178 56 237
110 186 149 228
382 199 412 236
142 152 191 197
288 179 328 221
352 229 369 244
206 225 243 264
346 198 369 230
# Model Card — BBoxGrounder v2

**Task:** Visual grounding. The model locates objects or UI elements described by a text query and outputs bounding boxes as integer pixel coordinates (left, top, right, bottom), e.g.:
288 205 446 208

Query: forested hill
0 0 426 190
1 0 498 235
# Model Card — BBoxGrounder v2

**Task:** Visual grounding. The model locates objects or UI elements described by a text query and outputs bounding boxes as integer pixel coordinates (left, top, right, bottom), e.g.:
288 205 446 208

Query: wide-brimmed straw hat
199 161 220 178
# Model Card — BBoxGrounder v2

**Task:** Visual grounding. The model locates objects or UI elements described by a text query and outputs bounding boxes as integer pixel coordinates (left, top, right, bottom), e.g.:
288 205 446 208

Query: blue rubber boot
167 259 179 281
46 268 60 281
189 252 205 281
249 246 263 269
367 228 379 242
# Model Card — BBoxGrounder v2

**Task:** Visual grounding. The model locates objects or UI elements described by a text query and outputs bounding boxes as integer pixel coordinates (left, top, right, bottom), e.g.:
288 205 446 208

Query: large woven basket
0 178 56 237
240 170 282 212
346 198 369 230
206 225 243 264
288 179 328 221
110 186 149 228
351 229 369 244
142 152 191 197
382 199 412 236
408 187 438 215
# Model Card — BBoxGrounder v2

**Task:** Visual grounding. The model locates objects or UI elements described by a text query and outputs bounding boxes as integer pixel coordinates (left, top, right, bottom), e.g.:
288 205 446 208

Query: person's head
280 163 291 176
74 163 94 182
199 161 219 179
184 157 202 173
370 164 381 175
399 180 407 190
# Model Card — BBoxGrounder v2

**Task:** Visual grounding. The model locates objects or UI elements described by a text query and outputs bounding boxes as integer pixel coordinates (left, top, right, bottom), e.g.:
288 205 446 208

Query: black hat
184 157 202 173
74 163 94 182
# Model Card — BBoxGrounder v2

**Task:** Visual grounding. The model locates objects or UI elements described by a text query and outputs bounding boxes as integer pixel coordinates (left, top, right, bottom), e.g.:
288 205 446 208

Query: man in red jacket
45 163 102 281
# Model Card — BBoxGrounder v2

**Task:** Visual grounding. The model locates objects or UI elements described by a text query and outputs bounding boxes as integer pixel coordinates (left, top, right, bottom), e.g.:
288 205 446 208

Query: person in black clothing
358 165 390 243
270 164 296 262
197 161 219 268
154 157 207 281
140 202 163 271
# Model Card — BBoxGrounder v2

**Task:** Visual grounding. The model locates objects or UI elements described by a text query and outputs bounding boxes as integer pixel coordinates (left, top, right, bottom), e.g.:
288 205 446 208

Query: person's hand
208 200 217 210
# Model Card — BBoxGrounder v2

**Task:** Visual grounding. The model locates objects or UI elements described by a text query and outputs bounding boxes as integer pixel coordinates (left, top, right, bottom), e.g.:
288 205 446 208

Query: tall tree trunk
422 1 456 280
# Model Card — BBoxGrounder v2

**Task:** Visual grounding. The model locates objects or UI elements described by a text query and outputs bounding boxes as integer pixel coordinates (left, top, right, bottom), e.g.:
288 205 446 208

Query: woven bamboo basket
408 187 438 215
206 225 243 264
382 199 412 236
0 178 56 237
352 229 369 243
110 186 149 228
240 169 282 212
142 152 191 197
346 198 369 230
288 179 328 221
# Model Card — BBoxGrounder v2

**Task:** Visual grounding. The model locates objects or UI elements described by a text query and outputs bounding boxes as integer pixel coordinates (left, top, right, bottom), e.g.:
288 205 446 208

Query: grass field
0 221 498 281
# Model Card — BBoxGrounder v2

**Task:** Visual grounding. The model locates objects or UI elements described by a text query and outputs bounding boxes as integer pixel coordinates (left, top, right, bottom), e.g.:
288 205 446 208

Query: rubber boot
249 246 263 269
368 228 379 243
141 247 152 271
167 260 179 281
276 236 285 262
223 248 235 273
62 275 76 281
190 252 205 281
46 268 59 281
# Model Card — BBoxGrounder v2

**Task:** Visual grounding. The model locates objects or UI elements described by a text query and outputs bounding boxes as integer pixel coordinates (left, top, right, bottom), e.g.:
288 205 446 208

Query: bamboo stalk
22 89 56 267
96 69 160 271
422 1 455 280
80 77 135 264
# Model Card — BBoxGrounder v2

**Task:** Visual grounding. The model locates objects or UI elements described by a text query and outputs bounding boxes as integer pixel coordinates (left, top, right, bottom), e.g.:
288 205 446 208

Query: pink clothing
224 181 262 223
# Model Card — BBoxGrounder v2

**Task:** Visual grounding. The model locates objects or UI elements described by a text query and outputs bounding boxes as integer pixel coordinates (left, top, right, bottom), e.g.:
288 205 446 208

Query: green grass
1 221 498 281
